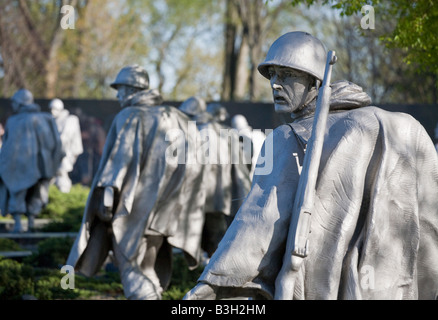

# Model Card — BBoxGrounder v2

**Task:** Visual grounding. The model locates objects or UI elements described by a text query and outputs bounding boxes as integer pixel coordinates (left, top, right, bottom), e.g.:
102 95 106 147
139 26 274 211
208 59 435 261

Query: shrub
40 184 90 232
34 270 80 300
0 258 35 300
0 238 25 252
161 253 204 300
25 237 75 269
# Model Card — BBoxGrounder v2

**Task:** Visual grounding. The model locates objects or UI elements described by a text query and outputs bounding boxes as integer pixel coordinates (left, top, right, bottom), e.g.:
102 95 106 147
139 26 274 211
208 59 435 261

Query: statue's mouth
274 95 287 104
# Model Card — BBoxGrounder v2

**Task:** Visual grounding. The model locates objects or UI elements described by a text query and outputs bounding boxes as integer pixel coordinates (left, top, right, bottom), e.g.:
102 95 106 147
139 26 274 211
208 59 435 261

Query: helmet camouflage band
110 65 150 90
258 31 327 82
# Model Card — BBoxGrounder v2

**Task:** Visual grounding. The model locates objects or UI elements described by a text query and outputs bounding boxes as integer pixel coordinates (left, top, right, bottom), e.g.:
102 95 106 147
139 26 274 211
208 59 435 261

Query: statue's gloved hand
183 283 217 300
96 187 114 222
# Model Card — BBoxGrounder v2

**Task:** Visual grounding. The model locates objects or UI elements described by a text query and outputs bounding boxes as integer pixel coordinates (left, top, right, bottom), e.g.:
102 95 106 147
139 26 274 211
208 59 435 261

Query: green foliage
24 237 75 269
73 273 124 299
384 0 438 74
0 258 35 300
288 0 438 74
0 183 204 300
40 184 89 219
0 258 123 300
33 269 80 300
162 253 204 300
0 238 25 252
0 252 203 300
39 184 89 232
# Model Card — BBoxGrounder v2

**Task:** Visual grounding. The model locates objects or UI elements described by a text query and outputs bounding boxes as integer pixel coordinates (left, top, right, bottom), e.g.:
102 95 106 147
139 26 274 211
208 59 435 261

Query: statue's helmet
11 88 34 106
49 98 64 111
258 31 327 82
179 96 207 116
231 114 249 131
110 65 150 90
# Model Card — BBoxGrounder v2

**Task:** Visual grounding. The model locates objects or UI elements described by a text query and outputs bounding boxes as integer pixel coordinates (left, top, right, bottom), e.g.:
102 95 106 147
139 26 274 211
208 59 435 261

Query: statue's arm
96 186 115 222
183 283 217 300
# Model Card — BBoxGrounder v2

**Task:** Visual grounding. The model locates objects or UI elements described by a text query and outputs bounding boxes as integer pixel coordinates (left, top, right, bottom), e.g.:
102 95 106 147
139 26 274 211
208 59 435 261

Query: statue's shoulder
271 123 299 143
348 106 421 128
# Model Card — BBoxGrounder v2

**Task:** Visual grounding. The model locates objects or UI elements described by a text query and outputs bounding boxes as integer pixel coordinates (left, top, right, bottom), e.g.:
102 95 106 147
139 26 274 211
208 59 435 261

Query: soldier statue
49 98 83 193
0 89 63 233
178 96 252 257
185 31 438 300
67 65 207 300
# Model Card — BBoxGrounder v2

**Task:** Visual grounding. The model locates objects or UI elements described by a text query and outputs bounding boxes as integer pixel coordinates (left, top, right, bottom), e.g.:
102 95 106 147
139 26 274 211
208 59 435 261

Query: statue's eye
268 69 275 78
285 71 298 78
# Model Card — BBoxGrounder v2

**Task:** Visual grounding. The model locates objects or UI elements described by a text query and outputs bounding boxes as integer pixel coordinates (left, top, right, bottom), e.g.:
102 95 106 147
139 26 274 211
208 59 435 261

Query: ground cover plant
0 184 203 300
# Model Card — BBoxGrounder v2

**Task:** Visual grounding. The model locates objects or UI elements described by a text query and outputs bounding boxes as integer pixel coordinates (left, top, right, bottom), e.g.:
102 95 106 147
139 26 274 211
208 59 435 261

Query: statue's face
11 100 20 113
116 85 131 104
50 108 62 118
116 85 139 106
268 66 313 113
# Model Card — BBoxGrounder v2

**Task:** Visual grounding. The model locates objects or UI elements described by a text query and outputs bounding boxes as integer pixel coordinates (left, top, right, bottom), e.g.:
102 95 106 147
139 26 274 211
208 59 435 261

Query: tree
289 0 438 79
221 0 296 101
133 0 223 101
59 0 147 99
0 0 85 98
287 1 438 104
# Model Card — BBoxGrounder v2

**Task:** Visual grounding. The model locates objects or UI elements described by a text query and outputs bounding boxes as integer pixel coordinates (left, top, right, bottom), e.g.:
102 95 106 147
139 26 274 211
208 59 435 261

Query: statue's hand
183 283 217 300
97 203 113 222
96 187 114 222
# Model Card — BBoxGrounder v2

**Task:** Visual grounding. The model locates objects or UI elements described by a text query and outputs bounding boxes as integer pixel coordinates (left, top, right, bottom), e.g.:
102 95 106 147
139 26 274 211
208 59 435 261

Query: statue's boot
11 213 24 233
27 214 35 233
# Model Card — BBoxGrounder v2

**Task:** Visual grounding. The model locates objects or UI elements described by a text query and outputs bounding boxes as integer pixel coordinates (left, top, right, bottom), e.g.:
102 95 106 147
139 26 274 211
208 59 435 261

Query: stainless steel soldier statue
0 89 63 233
49 98 84 193
67 65 207 300
185 31 438 300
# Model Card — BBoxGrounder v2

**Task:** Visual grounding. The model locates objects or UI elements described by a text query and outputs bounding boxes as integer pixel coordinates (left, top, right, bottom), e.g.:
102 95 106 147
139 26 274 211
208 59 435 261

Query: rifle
275 51 337 299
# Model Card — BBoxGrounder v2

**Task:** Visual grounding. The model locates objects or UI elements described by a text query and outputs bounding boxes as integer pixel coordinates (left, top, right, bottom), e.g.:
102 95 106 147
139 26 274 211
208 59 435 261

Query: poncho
193 81 438 300
0 104 63 215
67 90 207 279
54 109 83 173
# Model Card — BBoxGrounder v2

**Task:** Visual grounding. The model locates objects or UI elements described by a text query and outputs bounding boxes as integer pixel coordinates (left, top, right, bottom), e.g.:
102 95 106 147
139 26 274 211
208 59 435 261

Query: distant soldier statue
49 98 83 193
179 97 252 257
206 103 229 124
185 31 438 300
0 89 63 233
231 114 266 180
67 65 207 300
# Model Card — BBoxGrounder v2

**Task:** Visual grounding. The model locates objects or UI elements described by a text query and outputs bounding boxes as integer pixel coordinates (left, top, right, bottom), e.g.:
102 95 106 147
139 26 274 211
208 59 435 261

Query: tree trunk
221 0 239 101
234 34 249 100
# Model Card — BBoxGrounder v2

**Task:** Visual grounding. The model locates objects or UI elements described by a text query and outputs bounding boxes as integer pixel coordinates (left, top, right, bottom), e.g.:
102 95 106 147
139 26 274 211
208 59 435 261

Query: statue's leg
55 170 72 193
8 190 27 233
27 215 35 232
11 212 24 233
112 235 164 300
139 235 165 296
26 180 50 232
